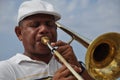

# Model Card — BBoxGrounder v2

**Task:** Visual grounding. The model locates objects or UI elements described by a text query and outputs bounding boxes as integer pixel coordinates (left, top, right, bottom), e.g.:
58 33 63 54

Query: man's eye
30 22 40 28
45 21 55 27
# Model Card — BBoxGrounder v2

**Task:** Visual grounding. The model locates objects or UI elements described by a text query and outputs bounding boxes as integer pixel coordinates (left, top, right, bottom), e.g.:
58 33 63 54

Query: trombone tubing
56 22 90 48
46 42 84 80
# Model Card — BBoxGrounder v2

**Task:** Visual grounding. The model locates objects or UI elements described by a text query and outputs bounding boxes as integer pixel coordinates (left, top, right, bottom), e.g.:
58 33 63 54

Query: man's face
16 14 57 55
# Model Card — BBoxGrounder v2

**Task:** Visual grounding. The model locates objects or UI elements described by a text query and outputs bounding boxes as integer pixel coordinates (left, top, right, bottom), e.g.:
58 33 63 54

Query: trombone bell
85 32 120 80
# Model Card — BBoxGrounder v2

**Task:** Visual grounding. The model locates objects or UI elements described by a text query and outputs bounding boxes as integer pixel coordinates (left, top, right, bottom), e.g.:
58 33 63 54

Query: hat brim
18 11 61 22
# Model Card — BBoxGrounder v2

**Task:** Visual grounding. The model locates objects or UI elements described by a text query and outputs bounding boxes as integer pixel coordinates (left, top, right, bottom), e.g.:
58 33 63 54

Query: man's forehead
23 14 55 21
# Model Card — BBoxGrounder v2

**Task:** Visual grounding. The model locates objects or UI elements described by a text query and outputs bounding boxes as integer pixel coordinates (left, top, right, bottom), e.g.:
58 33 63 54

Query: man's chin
36 49 51 54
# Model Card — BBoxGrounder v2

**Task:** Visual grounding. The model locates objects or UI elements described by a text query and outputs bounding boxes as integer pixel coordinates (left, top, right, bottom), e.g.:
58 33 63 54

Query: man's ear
15 26 23 41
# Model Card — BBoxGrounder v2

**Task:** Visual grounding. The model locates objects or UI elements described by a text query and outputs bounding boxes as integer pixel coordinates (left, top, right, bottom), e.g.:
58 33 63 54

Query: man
0 0 94 80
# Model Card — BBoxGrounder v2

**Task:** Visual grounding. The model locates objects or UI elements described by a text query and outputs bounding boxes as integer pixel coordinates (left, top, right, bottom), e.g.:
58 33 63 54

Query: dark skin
15 14 56 63
15 14 94 80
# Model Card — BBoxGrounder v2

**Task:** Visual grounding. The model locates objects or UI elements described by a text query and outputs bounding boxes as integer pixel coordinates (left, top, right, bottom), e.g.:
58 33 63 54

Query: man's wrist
79 61 85 75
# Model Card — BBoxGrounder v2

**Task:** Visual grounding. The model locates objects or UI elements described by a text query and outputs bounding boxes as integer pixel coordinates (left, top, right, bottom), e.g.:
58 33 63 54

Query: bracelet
79 61 85 75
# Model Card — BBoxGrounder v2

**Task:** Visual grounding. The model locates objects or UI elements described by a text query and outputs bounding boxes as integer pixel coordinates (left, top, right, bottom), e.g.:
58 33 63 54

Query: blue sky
0 0 120 62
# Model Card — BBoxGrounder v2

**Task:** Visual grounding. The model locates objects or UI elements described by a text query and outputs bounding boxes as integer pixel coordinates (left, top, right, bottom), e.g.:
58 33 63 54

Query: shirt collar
9 53 55 65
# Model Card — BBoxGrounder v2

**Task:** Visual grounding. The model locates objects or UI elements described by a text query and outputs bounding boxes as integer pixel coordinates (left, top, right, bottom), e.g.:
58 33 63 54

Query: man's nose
38 24 49 34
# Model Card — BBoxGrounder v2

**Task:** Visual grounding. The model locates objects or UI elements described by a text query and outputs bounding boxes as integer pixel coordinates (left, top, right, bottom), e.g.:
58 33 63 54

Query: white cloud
67 0 78 12
79 0 90 9
0 1 18 33
59 0 120 35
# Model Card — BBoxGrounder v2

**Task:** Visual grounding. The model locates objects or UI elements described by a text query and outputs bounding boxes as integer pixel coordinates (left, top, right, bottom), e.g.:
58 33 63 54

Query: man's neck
24 52 53 64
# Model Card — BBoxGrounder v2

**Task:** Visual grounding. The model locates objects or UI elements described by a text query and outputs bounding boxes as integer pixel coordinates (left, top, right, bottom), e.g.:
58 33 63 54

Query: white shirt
0 53 61 80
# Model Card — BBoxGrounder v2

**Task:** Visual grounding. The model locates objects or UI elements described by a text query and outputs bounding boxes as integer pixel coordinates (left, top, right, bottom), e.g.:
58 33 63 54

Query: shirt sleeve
0 61 15 80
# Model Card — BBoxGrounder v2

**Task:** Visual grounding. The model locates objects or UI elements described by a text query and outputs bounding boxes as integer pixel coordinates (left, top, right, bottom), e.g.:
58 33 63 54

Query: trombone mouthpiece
41 36 50 45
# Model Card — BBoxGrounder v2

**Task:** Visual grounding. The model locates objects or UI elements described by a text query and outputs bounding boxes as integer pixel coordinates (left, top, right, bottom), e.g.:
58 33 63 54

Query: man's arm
51 41 94 80
0 61 15 80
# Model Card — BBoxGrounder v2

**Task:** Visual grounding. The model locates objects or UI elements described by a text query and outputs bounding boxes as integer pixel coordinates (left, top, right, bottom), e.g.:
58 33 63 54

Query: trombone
41 22 120 80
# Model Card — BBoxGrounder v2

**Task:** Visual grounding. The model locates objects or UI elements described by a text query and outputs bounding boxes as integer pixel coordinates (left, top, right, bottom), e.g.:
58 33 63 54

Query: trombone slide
41 36 84 80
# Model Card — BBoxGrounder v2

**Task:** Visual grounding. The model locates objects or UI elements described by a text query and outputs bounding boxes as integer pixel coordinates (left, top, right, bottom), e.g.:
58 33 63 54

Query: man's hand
51 40 80 67
53 65 81 80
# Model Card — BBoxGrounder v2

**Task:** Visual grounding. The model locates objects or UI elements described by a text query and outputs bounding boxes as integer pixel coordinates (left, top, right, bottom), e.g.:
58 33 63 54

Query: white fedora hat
17 0 61 23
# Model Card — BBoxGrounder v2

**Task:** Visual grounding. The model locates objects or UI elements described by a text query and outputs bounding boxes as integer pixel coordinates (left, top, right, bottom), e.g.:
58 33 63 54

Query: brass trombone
41 22 120 80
